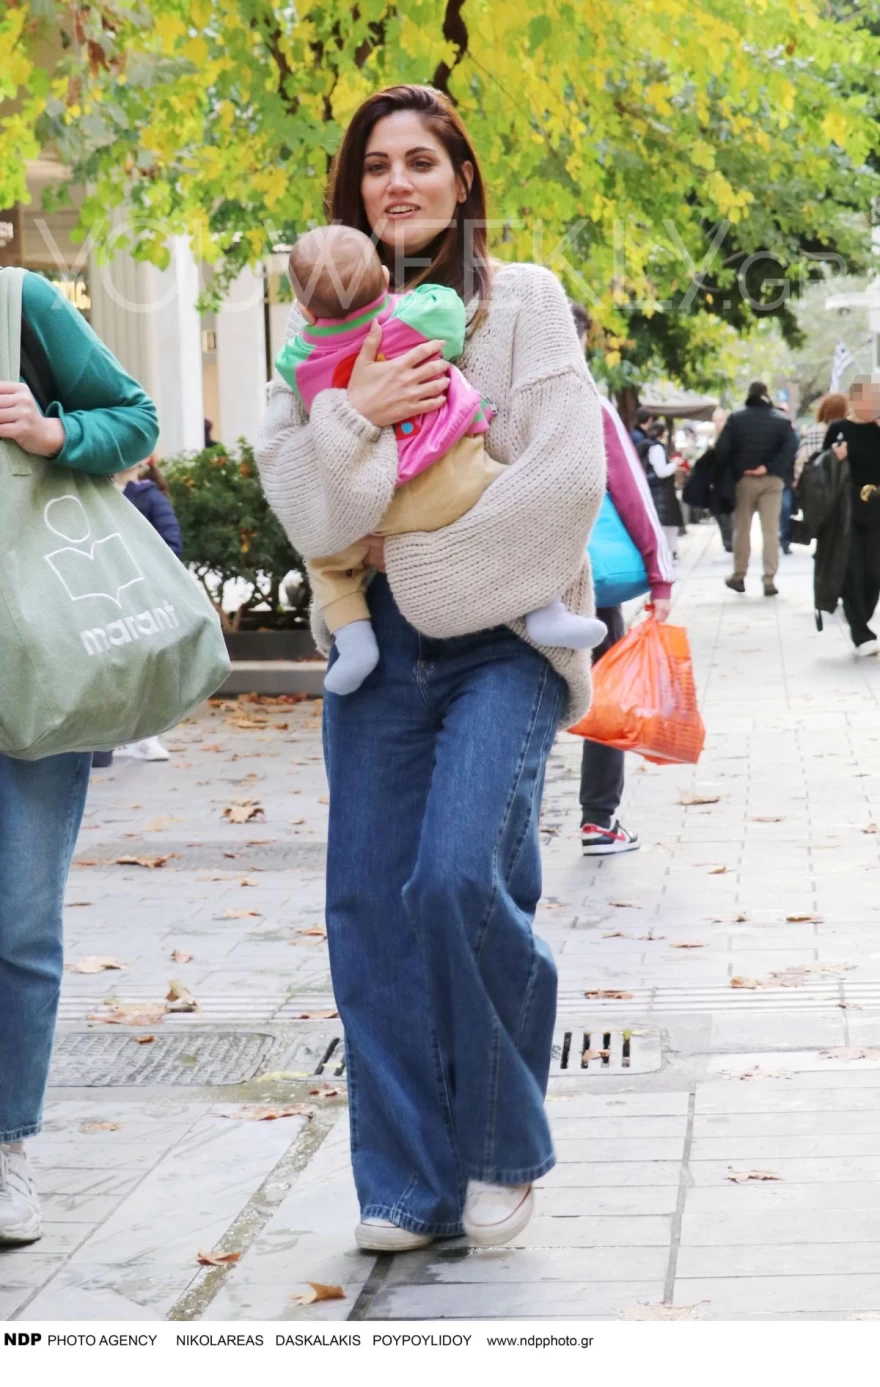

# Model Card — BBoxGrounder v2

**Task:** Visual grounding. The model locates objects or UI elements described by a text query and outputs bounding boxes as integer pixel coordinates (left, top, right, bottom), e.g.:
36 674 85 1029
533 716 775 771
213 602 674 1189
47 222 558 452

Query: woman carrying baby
256 84 605 1251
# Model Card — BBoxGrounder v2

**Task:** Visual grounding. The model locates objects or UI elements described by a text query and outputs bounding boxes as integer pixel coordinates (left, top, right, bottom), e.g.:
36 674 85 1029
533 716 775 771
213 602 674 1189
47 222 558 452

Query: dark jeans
842 523 880 648
580 605 626 829
780 487 794 550
323 576 565 1234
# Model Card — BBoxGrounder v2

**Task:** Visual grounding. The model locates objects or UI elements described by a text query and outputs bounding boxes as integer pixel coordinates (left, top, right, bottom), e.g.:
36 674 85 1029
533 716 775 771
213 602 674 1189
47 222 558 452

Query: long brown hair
326 85 492 322
816 392 848 425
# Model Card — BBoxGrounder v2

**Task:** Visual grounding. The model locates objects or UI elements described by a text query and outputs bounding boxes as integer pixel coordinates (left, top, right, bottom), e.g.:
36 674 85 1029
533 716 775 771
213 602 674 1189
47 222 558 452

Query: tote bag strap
0 267 34 476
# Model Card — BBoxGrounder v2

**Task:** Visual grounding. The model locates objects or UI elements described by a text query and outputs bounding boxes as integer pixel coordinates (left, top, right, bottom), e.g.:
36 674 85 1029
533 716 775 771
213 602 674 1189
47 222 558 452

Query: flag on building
830 339 856 393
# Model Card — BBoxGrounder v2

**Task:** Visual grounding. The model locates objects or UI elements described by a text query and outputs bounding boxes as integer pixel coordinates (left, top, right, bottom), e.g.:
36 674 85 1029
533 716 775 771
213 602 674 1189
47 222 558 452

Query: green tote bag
0 267 230 760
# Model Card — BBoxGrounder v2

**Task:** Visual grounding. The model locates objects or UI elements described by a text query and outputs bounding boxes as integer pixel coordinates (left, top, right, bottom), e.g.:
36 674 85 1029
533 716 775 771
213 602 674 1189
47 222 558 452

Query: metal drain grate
551 1025 661 1076
49 1030 283 1087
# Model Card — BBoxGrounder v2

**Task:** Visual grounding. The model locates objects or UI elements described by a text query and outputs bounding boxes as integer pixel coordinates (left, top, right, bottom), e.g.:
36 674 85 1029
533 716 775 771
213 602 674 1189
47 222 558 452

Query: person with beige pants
732 472 785 588
714 380 798 597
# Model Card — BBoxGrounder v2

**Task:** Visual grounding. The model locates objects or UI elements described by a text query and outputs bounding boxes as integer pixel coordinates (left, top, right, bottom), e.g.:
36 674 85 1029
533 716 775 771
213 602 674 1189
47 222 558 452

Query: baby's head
288 225 388 322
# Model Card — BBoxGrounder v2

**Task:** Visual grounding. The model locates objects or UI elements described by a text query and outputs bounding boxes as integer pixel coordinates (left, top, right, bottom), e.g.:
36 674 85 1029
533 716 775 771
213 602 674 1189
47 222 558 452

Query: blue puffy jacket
124 479 183 558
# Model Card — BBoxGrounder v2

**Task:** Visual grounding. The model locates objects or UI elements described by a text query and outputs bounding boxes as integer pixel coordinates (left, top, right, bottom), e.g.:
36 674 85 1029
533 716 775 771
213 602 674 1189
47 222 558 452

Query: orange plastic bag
569 618 705 765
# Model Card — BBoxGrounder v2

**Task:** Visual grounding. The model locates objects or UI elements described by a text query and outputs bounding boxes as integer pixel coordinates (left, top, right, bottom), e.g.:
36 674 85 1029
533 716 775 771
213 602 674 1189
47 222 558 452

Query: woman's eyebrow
364 146 437 159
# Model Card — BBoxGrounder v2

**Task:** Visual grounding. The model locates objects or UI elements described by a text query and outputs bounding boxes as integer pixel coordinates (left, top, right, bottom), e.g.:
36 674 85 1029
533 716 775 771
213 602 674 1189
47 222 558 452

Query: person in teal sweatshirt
0 270 159 1246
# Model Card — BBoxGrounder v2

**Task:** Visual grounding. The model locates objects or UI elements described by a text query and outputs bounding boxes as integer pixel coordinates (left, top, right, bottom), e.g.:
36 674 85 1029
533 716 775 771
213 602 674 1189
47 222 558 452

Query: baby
276 225 606 695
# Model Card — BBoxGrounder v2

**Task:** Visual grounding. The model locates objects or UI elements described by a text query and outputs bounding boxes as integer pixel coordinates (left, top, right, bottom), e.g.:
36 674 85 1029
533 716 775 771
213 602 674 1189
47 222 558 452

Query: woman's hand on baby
360 534 387 572
347 320 450 429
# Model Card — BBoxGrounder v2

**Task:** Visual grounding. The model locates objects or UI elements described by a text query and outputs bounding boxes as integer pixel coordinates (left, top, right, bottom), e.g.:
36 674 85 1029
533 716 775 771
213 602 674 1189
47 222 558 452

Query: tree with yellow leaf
4 0 880 388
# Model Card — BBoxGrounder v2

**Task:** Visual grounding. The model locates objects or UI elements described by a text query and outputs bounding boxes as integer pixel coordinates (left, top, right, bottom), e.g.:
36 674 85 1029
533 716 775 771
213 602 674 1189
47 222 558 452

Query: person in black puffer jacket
714 381 797 596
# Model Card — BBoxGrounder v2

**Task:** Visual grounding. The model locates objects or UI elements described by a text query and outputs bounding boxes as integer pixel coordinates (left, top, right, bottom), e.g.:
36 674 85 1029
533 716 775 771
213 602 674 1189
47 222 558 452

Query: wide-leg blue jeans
323 576 565 1236
0 752 92 1141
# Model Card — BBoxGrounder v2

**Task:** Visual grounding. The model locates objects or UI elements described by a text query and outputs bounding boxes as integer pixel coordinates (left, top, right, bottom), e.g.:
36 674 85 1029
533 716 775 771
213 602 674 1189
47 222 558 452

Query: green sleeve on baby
274 332 314 407
391 284 466 361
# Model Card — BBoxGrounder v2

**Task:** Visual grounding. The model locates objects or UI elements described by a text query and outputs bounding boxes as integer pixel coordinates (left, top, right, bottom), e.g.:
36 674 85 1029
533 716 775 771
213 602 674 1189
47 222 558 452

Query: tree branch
432 0 469 98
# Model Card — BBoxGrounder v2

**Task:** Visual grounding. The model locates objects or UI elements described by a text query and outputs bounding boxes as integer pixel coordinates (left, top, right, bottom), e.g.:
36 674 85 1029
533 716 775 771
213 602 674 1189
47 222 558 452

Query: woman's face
851 381 880 423
361 110 472 258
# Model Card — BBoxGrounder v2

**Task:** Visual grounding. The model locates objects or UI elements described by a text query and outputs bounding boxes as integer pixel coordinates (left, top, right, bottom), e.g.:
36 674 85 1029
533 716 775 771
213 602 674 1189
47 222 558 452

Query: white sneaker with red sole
581 819 640 857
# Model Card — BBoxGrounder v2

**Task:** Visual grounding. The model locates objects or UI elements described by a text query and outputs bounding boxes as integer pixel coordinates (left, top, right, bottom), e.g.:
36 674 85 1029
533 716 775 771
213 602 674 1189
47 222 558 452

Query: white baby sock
525 601 607 651
324 620 380 695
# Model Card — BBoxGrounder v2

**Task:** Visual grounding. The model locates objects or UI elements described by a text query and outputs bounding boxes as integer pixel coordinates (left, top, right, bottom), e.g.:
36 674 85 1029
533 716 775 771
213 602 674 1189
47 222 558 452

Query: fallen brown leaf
607 900 636 909
290 1283 345 1307
581 1049 611 1062
318 796 329 805
708 866 729 875
752 815 784 823
785 913 824 923
222 799 265 824
65 901 92 908
679 792 721 806
134 1035 157 1045
603 931 632 939
223 1105 315 1121
298 1009 339 1019
143 815 180 833
89 1004 167 1026
223 909 262 919
166 979 199 1013
197 1250 241 1267
65 955 126 974
298 926 328 939
113 855 173 869
309 1086 341 1098
584 989 633 1000
670 942 705 949
171 949 194 965
201 743 227 752
80 1121 121 1133
727 1170 781 1183
238 877 258 887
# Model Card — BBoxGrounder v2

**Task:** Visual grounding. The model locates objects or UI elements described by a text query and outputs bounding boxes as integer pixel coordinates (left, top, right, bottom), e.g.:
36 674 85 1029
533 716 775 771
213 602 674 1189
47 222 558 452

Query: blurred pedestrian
0 268 158 1246
795 393 848 487
637 419 682 561
570 303 674 857
715 381 797 596
823 376 880 656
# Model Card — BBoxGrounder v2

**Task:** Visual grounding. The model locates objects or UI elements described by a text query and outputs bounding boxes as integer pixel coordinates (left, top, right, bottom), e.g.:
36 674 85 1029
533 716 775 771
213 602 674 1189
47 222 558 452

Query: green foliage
163 441 310 629
6 0 880 385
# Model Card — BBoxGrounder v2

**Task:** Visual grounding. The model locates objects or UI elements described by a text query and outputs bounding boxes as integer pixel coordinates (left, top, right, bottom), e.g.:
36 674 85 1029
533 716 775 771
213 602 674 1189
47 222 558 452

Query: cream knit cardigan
255 262 606 725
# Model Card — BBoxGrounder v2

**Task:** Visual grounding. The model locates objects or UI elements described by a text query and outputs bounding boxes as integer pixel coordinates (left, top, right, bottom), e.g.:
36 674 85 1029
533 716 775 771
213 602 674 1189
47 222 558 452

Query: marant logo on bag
43 495 145 606
38 493 179 656
80 602 180 656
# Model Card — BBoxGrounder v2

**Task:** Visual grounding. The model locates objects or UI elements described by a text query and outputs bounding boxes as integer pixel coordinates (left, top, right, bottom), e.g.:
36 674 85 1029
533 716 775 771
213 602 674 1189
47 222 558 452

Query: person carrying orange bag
569 614 705 765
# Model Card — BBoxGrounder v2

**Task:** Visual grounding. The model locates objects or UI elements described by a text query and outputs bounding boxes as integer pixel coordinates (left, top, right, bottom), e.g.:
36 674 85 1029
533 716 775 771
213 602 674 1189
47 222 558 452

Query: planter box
220 660 326 697
224 630 318 662
220 630 325 696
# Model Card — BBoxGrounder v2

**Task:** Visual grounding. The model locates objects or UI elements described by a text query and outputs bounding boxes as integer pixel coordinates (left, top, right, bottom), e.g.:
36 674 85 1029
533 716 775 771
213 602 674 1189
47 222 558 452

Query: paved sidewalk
5 519 880 1321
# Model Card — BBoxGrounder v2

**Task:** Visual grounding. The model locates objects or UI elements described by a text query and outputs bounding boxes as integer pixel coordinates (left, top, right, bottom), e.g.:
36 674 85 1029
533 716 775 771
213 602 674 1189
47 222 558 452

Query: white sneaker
463 1181 534 1247
855 640 880 659
0 1144 42 1245
355 1218 433 1252
116 737 170 761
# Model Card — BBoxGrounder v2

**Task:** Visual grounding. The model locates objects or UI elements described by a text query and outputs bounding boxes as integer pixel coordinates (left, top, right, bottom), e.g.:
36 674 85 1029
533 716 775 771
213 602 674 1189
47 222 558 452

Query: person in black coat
715 381 797 596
